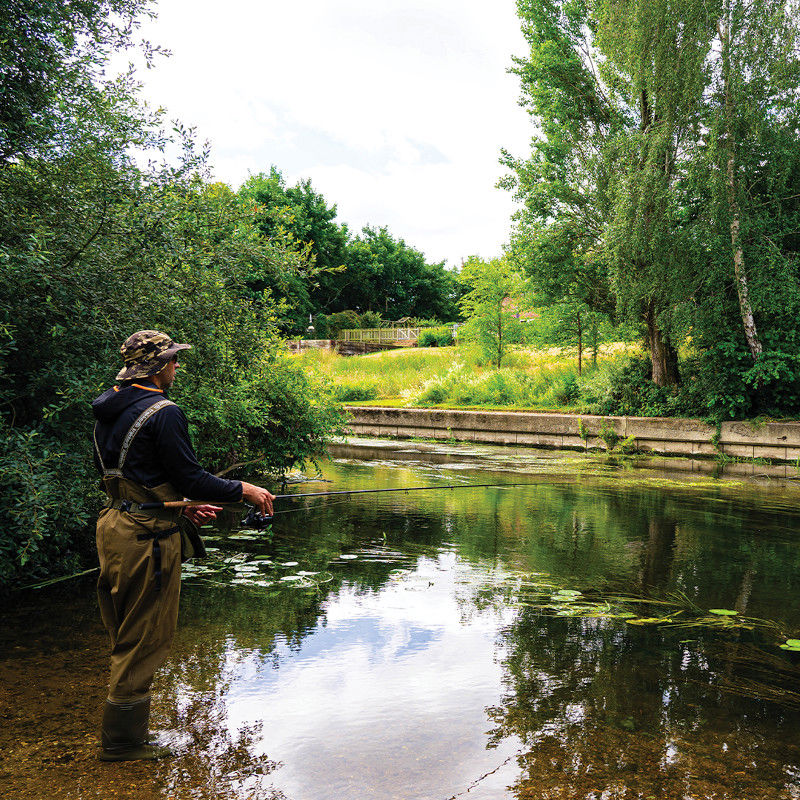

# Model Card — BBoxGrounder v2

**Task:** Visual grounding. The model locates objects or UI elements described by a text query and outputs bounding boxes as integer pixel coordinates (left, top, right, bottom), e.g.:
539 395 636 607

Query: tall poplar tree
506 0 800 400
505 0 704 387
594 0 712 386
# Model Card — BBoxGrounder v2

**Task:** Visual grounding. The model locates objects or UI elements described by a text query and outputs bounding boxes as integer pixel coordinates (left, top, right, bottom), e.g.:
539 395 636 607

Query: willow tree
592 0 713 386
504 0 710 386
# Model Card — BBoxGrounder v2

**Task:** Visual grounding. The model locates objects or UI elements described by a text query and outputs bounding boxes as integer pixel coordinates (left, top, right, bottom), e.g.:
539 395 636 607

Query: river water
4 438 800 799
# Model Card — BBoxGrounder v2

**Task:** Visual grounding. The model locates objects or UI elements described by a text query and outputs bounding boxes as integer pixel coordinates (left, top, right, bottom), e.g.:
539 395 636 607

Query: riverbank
345 406 800 467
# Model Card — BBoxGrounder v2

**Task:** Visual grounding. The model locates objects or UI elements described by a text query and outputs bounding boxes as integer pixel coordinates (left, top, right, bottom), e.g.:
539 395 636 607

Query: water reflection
148 445 800 799
163 555 521 799
7 442 800 799
489 611 800 799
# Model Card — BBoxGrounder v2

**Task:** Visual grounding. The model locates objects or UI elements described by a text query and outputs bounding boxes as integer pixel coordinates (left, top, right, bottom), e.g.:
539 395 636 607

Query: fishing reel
242 507 274 531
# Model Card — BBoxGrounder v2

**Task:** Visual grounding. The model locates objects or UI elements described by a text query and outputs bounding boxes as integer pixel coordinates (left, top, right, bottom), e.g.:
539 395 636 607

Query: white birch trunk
719 11 763 361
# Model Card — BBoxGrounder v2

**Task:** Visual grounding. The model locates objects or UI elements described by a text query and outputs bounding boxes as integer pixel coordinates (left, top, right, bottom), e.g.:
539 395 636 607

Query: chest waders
93 399 187 761
94 398 185 590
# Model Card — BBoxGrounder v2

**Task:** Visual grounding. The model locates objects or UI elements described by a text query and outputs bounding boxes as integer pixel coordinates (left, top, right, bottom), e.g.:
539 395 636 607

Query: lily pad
781 639 800 651
281 561 299 567
339 554 358 560
708 609 738 616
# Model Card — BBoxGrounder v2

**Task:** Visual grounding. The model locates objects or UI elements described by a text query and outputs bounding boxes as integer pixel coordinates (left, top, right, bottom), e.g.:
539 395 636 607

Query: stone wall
346 406 800 463
284 340 399 356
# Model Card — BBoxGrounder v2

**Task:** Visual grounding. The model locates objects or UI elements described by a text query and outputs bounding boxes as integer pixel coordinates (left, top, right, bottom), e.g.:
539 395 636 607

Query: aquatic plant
490 571 793 644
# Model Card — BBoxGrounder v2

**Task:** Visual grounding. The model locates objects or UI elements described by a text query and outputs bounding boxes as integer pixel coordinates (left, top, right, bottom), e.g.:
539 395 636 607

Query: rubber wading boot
98 697 173 762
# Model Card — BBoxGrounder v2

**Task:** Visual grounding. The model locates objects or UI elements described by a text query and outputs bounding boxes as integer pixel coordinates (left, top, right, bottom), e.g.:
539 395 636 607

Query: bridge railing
339 327 422 343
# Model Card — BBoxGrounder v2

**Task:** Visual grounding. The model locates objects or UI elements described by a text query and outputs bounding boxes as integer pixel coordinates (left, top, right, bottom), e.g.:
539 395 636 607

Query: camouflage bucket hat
116 330 192 382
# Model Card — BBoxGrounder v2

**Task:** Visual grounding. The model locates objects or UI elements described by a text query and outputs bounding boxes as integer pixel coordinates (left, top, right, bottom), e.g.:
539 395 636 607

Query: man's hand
183 504 223 526
241 482 275 516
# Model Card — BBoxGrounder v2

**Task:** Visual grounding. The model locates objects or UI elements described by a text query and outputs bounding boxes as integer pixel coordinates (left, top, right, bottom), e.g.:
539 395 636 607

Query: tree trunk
638 85 680 387
576 309 583 376
641 518 677 591
591 320 598 367
496 310 503 368
719 11 762 361
644 300 680 386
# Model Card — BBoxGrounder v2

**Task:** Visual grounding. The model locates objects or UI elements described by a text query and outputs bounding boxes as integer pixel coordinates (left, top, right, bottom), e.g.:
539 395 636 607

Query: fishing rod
138 482 537 529
271 482 535 500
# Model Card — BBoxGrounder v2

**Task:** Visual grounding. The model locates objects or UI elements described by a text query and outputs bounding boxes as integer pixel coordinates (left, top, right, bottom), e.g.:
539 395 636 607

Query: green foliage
0 426 94 584
240 171 460 332
329 381 379 403
293 347 460 400
418 327 455 348
506 0 800 407
0 0 157 162
324 310 362 339
411 357 585 408
458 256 526 368
0 2 347 588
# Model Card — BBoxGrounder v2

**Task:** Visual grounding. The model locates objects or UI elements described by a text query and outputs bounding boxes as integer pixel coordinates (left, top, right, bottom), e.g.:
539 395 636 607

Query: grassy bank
292 344 635 411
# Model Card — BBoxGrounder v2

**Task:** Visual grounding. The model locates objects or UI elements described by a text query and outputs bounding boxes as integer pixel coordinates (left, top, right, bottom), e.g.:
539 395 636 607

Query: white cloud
219 557 521 799
126 0 533 265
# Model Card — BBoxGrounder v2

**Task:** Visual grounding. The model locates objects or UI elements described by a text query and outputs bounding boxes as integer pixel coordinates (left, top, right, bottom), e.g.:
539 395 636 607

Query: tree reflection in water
113 457 800 799
488 610 800 799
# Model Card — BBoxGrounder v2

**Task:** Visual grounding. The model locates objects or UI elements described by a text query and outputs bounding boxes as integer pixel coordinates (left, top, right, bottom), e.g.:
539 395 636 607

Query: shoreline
345 405 800 469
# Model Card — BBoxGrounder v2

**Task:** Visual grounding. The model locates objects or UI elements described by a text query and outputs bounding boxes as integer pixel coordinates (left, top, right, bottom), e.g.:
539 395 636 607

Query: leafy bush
577 356 674 416
326 310 363 338
0 427 96 585
330 381 379 402
418 327 455 347
0 87 347 589
414 365 560 407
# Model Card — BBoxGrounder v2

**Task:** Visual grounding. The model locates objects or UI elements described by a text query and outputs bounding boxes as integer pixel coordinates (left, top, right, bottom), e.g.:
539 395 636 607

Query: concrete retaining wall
346 406 800 463
285 340 399 356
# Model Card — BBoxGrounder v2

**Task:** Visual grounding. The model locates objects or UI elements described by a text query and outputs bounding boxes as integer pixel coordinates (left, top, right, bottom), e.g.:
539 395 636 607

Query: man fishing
91 330 274 762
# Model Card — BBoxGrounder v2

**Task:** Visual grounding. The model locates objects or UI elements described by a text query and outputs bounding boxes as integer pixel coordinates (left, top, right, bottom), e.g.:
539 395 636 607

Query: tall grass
292 347 462 401
293 344 635 409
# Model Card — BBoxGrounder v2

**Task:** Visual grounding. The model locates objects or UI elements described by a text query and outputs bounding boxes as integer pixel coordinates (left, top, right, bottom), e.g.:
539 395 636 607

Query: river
3 438 800 799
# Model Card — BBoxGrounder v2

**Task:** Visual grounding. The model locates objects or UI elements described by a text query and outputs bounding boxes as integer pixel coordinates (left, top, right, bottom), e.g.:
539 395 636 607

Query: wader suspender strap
135 527 179 590
93 398 175 479
94 398 178 591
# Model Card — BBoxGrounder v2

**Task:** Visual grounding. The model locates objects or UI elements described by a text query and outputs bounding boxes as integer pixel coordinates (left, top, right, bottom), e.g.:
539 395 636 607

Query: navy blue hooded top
91 380 243 502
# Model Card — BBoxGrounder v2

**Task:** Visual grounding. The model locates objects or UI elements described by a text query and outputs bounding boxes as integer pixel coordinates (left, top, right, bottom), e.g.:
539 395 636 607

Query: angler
91 330 274 762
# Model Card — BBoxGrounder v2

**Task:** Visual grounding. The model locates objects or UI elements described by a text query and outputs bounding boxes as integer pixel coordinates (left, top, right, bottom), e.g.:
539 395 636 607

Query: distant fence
285 339 335 352
338 327 422 344
284 338 398 355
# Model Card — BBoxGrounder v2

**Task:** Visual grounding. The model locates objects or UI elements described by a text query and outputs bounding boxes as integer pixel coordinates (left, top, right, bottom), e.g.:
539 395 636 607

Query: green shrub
418 327 455 347
330 381 379 402
326 310 363 339
0 426 97 586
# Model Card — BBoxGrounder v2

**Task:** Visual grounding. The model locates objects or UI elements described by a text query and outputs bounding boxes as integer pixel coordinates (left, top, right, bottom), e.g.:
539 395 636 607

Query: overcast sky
128 0 533 267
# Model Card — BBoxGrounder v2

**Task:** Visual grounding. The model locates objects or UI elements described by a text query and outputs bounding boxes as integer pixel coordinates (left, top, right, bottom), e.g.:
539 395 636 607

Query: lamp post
306 313 315 338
